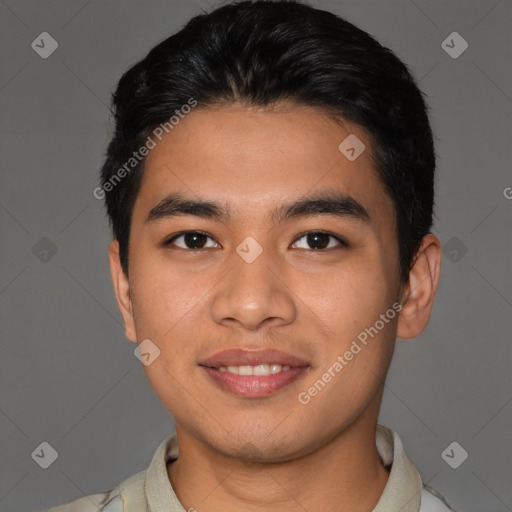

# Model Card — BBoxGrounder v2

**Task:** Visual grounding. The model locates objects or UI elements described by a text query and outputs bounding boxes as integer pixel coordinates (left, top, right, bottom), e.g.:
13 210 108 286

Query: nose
210 244 296 331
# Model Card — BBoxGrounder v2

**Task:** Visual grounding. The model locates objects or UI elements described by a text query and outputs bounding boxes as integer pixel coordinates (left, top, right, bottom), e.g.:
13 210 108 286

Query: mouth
199 348 310 398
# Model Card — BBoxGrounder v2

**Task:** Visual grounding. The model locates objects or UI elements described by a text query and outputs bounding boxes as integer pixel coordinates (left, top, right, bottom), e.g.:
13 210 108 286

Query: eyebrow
145 191 371 225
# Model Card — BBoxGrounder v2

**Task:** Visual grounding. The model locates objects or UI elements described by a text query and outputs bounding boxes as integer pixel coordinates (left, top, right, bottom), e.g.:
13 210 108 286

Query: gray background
0 0 510 511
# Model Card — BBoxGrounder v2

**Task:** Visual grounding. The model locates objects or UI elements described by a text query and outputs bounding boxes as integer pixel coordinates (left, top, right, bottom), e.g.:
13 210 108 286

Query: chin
199 422 315 464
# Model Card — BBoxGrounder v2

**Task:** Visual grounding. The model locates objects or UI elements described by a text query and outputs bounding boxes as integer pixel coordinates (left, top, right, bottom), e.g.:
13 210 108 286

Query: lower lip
201 366 308 398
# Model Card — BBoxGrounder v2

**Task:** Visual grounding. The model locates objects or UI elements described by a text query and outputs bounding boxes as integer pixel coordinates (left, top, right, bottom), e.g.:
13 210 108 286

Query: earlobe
396 234 442 340
109 240 137 343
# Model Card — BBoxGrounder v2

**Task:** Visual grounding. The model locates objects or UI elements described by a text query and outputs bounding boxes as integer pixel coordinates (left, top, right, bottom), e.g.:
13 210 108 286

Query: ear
397 234 442 339
109 240 137 343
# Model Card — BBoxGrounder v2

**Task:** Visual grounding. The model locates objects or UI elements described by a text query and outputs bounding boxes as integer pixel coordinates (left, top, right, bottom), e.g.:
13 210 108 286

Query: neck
167 402 390 512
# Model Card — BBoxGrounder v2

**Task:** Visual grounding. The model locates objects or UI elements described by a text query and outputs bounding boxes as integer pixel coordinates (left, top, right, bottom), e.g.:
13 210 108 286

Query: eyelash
163 230 349 251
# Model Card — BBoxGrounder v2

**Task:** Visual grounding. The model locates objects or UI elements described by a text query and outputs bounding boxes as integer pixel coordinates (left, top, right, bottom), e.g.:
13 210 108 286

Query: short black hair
99 0 436 283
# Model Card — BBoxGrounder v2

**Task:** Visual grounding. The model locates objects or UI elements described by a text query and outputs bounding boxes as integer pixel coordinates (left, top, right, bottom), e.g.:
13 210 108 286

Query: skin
109 103 442 512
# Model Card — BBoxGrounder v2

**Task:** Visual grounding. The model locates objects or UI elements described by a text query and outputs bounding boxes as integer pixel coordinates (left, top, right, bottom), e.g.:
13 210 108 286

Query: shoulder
42 492 109 512
420 484 459 512
41 470 146 512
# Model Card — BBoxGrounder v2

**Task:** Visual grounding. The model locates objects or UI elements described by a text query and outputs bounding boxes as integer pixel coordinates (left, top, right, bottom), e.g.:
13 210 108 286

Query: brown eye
292 231 348 250
164 231 219 250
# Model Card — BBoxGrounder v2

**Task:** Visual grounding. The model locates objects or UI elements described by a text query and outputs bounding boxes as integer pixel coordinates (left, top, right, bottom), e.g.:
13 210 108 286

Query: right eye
163 231 220 250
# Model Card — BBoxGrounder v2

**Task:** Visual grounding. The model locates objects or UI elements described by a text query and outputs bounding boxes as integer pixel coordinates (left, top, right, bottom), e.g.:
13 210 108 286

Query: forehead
134 104 394 223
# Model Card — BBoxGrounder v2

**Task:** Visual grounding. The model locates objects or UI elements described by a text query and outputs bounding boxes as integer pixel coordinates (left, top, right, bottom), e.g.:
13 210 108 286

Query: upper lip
200 348 310 368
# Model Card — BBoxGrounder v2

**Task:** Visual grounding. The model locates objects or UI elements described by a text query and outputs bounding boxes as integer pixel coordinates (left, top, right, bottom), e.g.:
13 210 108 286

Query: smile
218 364 291 375
199 348 310 398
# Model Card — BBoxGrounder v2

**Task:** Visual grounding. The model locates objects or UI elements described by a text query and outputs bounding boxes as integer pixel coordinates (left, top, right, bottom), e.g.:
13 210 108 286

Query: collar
140 424 422 512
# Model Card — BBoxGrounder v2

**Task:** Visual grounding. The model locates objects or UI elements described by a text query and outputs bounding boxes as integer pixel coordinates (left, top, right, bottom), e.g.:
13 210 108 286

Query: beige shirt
44 424 457 512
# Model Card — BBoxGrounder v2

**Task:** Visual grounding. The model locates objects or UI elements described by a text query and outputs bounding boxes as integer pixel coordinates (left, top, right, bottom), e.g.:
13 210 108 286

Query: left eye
292 231 347 250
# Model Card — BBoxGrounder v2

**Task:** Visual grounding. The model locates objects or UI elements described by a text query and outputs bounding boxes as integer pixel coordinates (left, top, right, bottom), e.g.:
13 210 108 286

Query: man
46 1 457 510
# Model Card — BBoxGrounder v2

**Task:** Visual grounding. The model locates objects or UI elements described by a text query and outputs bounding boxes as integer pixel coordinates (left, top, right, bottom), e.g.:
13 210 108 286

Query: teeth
270 364 281 374
239 365 253 376
253 364 270 376
218 364 292 375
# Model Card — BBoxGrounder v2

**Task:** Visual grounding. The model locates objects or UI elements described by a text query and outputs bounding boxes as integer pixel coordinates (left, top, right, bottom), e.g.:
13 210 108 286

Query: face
111 104 408 462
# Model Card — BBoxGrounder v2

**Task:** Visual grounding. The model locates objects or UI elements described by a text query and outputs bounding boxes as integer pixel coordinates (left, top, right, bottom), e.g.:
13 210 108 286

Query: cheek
298 323 395 423
296 266 398 393
129 266 210 377
301 266 392 338
130 259 198 334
